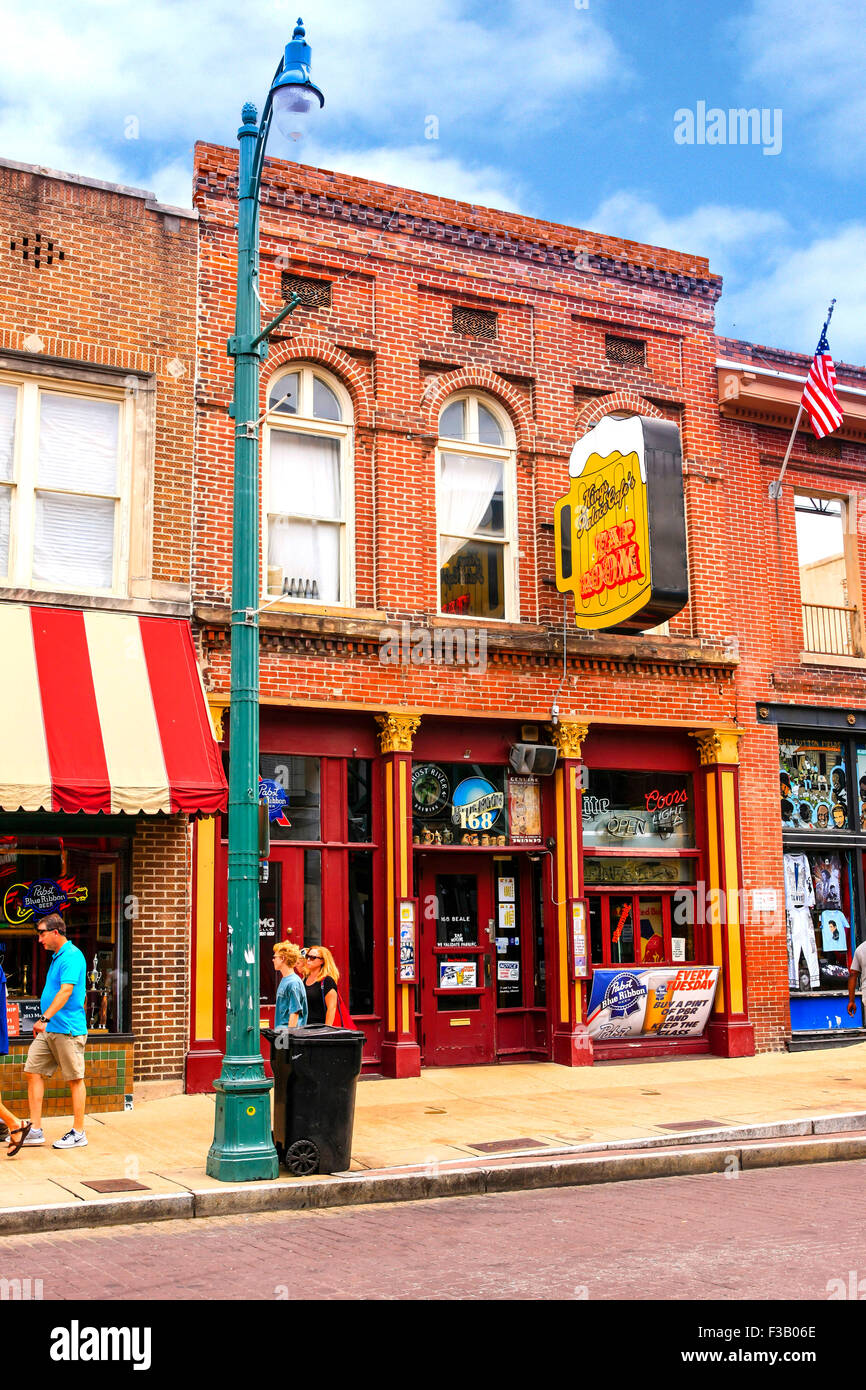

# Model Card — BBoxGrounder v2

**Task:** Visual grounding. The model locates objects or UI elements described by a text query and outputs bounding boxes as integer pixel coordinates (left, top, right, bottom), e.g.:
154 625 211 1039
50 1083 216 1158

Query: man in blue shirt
22 913 89 1149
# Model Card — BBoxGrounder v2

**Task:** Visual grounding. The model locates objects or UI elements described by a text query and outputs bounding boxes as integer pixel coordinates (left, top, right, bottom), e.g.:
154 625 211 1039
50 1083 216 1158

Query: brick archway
574 391 664 440
422 368 534 451
262 335 374 427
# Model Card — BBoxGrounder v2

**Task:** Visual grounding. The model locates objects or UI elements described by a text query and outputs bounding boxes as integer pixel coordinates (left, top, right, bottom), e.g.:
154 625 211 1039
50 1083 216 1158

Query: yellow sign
554 415 687 633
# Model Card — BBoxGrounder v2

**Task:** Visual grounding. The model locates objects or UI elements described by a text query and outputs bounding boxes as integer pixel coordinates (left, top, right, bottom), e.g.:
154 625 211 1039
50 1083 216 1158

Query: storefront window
779 735 849 832
582 770 695 850
0 833 130 1038
347 759 372 843
783 849 856 992
258 755 320 841
411 763 510 845
856 745 866 834
348 851 374 1015
303 849 322 946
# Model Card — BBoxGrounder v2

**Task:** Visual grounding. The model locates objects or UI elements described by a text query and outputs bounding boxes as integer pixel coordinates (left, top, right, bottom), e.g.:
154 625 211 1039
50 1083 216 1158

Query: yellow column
550 720 593 1067
376 712 422 1079
690 728 755 1058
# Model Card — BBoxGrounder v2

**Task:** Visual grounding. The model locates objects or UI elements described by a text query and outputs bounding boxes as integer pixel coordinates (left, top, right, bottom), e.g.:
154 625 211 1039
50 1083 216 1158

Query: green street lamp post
207 19 324 1182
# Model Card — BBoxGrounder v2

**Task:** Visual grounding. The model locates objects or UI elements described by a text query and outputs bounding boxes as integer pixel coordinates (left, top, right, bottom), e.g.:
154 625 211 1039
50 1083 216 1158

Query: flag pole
768 299 836 501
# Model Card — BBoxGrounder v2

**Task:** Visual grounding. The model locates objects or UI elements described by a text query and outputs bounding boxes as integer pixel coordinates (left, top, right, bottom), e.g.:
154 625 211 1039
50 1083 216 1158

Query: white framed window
0 374 132 595
263 365 354 606
436 391 517 620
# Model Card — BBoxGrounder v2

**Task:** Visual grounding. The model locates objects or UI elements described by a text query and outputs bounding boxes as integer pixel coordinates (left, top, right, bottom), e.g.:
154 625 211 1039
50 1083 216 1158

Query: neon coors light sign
554 415 688 634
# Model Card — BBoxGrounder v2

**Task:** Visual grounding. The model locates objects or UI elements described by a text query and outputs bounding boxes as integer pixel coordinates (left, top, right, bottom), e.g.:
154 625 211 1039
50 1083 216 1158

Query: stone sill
800 652 866 670
195 603 738 669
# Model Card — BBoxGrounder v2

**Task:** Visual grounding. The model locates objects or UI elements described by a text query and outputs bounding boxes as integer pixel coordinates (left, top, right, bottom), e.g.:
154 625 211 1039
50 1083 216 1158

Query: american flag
801 327 843 439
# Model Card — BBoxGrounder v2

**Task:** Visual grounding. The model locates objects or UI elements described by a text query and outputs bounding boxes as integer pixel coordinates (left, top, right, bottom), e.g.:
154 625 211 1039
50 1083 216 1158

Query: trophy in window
87 955 107 1032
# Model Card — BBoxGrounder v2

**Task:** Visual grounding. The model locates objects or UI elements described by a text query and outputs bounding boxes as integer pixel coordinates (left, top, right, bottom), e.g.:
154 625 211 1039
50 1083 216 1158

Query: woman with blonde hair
301 945 339 1026
273 940 307 1028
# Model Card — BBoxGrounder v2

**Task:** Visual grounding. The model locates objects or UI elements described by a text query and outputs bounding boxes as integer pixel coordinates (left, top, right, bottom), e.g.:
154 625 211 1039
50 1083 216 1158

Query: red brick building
188 142 866 1084
0 158 225 1110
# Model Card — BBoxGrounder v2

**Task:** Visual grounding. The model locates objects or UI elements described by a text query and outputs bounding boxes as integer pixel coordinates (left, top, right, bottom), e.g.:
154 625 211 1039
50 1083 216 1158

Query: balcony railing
802 602 859 657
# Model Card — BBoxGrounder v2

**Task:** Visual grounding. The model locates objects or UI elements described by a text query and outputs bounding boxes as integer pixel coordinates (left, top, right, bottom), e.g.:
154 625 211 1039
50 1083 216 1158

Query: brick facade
191 144 864 1065
0 159 202 1095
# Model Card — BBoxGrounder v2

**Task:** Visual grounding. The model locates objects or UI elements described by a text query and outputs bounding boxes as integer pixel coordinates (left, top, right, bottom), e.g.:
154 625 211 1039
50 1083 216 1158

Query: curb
3 1120 866 1237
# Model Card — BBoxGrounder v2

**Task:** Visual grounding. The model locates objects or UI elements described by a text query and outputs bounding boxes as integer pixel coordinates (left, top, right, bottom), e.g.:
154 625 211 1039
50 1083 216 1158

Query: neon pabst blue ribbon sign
258 778 292 827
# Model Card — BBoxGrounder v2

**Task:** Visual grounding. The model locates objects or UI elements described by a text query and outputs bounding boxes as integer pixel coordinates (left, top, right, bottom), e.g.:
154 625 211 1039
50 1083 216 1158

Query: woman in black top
303 946 339 1025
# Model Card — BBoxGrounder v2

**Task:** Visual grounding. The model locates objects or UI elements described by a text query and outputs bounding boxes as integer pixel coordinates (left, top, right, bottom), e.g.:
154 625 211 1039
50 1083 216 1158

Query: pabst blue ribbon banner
586 965 720 1040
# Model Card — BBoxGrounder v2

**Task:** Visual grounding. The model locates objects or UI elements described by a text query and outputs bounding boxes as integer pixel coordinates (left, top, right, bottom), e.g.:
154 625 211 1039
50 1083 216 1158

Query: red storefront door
420 856 496 1065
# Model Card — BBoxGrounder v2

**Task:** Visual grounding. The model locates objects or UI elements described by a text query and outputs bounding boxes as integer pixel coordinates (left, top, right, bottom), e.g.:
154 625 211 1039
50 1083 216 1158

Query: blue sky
1 0 864 361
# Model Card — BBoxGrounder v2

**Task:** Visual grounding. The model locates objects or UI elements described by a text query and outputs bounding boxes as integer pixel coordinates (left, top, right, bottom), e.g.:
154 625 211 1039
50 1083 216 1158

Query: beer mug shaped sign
554 415 688 634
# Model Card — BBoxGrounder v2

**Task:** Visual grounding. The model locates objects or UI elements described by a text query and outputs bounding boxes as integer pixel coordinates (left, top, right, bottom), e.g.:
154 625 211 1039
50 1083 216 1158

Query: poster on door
439 960 477 989
586 965 719 1040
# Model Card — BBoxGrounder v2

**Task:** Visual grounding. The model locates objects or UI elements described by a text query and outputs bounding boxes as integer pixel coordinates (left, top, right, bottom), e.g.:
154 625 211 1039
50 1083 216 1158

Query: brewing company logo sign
451 777 505 831
3 876 88 925
554 414 688 633
258 778 292 827
412 764 450 818
602 971 645 1020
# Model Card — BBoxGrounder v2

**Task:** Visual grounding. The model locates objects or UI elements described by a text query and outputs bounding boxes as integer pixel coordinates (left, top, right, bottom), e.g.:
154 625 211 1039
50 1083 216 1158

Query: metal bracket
237 421 258 439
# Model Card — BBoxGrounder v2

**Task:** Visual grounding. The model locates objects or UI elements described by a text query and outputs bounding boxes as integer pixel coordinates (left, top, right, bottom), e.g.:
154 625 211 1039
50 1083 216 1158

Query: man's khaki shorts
24 1031 87 1082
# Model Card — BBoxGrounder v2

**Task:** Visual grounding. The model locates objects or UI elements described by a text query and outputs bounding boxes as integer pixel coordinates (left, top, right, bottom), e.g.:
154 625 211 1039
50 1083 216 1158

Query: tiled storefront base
0 1038 133 1114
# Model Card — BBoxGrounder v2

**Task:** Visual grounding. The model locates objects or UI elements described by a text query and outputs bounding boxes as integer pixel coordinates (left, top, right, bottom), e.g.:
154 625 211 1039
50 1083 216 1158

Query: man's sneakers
21 1126 45 1145
52 1128 87 1149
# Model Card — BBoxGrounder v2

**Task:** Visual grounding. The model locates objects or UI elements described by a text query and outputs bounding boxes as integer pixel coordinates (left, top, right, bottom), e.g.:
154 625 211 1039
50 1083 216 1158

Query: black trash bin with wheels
265 1025 366 1176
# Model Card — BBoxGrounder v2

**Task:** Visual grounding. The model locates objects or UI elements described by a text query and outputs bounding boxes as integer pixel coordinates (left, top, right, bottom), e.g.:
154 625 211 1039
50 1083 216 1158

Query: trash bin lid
290 1025 363 1044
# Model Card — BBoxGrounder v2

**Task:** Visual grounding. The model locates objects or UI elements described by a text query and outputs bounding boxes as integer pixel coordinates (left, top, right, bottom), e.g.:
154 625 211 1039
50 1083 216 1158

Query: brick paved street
1 1159 863 1302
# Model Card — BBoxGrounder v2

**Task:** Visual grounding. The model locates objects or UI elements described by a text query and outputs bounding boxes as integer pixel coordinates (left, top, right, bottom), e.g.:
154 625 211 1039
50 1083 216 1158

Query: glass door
420 856 496 1065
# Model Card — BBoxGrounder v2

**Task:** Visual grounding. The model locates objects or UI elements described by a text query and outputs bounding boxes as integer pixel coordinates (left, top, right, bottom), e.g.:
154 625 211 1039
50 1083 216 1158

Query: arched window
437 392 516 619
263 365 353 605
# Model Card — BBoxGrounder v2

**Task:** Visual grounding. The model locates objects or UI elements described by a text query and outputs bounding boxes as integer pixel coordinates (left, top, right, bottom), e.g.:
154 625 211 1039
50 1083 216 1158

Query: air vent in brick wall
605 334 646 368
452 305 498 340
9 233 65 269
804 435 842 459
281 272 332 308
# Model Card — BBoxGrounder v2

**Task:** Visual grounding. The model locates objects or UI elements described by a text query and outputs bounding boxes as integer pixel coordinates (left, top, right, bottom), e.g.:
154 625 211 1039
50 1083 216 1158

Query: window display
0 833 129 1038
582 770 695 850
779 736 849 831
411 763 510 844
783 849 855 992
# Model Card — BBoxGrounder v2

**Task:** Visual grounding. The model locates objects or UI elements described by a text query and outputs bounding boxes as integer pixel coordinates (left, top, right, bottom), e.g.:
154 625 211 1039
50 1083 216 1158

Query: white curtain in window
38 394 119 494
0 487 9 574
33 492 115 588
270 432 340 518
268 516 340 604
439 451 503 565
0 385 17 481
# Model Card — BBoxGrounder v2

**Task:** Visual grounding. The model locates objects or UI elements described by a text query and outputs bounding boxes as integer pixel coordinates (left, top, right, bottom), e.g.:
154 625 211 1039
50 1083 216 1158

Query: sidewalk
2 1044 866 1234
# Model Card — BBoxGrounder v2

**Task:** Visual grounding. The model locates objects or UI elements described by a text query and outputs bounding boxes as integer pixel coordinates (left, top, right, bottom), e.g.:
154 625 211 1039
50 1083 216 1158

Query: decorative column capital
690 728 743 766
376 712 421 754
549 721 590 760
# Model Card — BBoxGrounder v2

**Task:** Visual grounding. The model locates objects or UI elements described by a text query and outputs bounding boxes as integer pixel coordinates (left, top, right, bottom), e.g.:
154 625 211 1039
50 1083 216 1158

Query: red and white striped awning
0 606 227 816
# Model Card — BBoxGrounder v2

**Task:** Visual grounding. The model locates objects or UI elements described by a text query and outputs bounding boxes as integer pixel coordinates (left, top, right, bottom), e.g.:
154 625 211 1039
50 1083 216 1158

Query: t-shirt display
783 850 856 991
820 910 849 952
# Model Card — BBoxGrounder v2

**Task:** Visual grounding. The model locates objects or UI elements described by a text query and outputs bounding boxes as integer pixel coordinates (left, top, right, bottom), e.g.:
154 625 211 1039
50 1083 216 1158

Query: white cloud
583 191 866 363
0 0 622 203
302 142 524 212
737 0 866 166
583 191 787 275
720 225 866 363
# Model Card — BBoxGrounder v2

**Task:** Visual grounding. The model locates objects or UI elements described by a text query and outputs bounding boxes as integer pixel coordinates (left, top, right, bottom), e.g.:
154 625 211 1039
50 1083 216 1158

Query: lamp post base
206 1065 279 1182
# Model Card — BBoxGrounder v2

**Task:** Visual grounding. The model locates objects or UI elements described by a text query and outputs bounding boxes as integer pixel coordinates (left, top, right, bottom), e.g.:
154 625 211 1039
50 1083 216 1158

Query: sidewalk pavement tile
0 1044 863 1213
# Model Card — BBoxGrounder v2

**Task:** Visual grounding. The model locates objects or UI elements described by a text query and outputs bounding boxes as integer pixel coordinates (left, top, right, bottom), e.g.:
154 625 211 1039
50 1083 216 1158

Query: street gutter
2 1113 866 1238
